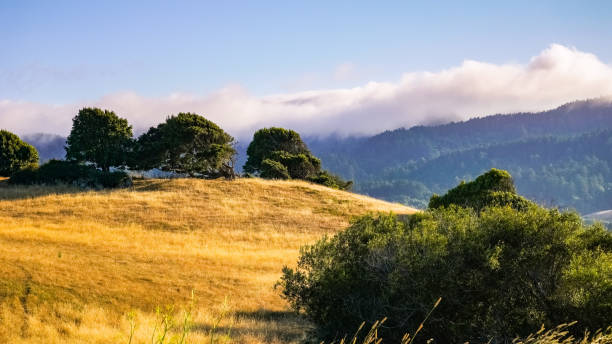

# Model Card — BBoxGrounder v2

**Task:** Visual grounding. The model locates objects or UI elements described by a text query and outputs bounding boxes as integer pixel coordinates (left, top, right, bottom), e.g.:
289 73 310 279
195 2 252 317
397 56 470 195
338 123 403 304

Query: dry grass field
0 178 416 344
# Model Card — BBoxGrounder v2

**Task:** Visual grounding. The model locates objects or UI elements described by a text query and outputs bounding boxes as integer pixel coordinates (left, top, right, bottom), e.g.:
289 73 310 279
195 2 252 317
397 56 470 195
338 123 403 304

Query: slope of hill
308 98 612 213
0 178 414 343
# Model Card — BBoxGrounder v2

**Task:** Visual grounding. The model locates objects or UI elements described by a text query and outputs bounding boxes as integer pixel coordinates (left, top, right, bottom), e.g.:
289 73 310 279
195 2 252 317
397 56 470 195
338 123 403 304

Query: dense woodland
306 99 612 214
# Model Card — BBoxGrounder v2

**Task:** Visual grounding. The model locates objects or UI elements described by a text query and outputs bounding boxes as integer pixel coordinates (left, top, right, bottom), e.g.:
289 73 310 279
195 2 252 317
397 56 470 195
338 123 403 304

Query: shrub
244 127 352 189
308 170 353 190
279 208 612 343
428 168 533 211
9 160 131 188
279 170 612 343
260 159 290 179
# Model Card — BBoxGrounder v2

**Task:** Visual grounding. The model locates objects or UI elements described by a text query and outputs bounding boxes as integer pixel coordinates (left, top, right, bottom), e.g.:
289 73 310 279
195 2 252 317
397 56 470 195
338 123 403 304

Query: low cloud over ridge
2 44 612 140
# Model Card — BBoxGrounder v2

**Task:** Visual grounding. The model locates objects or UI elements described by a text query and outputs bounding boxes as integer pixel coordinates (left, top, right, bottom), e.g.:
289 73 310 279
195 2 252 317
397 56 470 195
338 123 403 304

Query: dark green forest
307 99 612 214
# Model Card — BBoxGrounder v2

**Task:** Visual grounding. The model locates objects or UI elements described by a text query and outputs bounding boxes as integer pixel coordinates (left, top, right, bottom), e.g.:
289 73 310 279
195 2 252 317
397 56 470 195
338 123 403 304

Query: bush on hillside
9 159 132 188
428 168 533 211
308 170 353 190
244 127 352 189
260 159 291 179
278 170 612 343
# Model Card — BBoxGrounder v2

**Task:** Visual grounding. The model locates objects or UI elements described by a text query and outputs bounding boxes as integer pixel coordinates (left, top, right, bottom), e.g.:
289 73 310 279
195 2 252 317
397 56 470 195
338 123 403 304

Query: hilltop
0 178 414 343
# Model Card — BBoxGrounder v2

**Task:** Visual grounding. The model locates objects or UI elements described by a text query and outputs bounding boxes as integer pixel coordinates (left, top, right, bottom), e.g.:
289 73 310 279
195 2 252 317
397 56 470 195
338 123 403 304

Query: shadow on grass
0 178 178 201
192 309 310 343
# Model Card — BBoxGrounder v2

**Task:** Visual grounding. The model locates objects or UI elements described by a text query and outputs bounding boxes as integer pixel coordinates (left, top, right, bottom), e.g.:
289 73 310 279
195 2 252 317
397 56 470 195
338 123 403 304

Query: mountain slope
0 178 414 343
308 98 612 213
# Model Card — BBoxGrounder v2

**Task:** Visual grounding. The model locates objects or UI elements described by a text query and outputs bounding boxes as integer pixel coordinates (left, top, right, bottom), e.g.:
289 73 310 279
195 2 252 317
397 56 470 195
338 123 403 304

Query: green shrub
308 170 353 190
260 159 290 179
279 208 611 343
7 166 39 185
428 168 533 211
279 169 612 343
244 127 352 189
9 159 131 188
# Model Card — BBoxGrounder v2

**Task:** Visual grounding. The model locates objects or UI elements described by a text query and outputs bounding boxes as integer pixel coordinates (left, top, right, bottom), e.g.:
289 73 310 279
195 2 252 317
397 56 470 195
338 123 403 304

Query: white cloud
1 44 612 140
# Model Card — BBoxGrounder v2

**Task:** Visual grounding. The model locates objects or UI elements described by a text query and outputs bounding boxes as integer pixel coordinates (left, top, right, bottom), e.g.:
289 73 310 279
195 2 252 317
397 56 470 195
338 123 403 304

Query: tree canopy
65 108 133 172
131 113 236 178
243 127 310 174
244 127 352 189
0 130 39 176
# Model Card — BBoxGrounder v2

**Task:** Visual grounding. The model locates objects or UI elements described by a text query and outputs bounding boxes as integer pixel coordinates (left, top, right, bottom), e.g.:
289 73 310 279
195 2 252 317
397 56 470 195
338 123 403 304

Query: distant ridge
308 98 612 213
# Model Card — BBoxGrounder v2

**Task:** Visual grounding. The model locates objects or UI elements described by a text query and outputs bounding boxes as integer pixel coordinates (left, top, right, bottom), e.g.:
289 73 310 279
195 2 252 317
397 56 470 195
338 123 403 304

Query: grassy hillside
0 178 415 344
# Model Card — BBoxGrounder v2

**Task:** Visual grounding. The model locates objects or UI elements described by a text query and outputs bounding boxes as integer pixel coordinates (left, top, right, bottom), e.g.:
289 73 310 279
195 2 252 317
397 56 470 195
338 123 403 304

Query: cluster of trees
2 107 350 189
307 98 612 214
278 169 612 343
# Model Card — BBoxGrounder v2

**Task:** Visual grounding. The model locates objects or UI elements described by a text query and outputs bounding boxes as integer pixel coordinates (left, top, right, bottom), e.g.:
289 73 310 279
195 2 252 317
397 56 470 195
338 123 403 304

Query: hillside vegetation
0 178 414 343
307 98 612 213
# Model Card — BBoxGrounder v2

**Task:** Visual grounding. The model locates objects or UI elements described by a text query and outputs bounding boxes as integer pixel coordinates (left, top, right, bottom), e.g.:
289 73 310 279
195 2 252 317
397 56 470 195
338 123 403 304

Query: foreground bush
9 159 132 188
279 209 611 343
279 170 612 343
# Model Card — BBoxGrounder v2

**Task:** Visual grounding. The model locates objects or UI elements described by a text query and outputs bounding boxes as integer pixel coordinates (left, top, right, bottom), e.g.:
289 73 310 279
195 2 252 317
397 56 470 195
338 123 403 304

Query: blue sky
2 1 611 103
2 1 612 137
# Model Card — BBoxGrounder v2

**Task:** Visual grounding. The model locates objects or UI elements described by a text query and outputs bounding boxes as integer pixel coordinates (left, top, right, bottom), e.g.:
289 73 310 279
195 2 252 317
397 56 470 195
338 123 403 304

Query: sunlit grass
0 178 415 343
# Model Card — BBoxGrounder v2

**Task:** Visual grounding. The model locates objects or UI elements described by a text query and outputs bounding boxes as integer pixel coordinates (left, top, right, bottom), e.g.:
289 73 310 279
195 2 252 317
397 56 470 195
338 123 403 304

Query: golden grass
0 178 416 343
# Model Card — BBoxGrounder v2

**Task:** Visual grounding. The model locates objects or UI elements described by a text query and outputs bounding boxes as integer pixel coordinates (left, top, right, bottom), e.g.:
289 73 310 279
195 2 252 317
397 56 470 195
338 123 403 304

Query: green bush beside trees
278 169 612 343
9 159 131 188
0 130 39 176
244 127 352 189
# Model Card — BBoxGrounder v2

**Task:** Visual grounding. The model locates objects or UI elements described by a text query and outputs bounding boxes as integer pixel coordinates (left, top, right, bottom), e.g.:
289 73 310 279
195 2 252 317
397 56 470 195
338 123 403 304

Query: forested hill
307 98 612 214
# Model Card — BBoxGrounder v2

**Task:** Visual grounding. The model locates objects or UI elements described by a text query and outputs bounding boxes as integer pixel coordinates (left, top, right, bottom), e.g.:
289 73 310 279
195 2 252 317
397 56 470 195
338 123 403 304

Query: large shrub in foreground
0 130 39 176
278 170 612 343
279 208 611 343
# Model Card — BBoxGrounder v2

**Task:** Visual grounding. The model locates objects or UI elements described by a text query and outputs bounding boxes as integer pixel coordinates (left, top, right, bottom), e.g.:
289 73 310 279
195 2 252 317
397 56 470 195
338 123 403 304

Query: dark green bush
428 168 533 211
7 166 39 185
244 127 352 189
260 159 290 179
279 208 612 343
269 151 321 179
307 170 353 190
9 160 131 188
279 169 612 343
